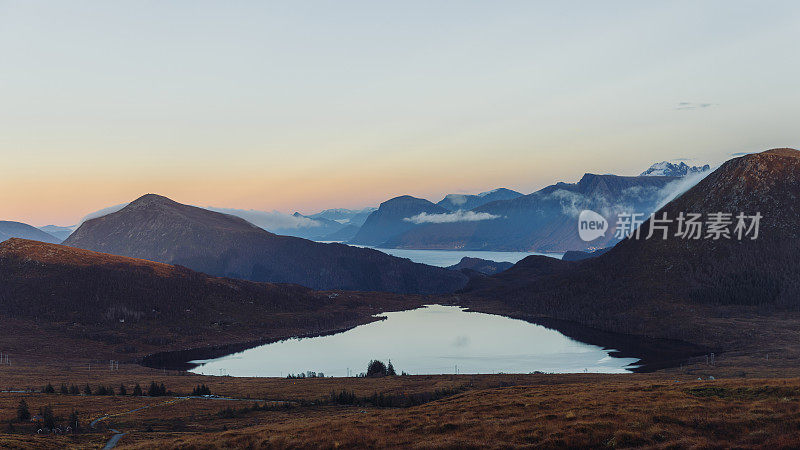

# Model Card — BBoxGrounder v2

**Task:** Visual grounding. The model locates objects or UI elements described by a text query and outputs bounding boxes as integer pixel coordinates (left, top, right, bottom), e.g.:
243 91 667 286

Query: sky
1 1 799 226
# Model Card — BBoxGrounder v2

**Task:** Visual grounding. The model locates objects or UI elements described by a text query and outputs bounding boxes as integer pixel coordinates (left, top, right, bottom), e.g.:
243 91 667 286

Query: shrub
192 384 211 396
148 381 167 396
17 399 30 422
367 360 387 377
68 410 81 432
39 406 56 429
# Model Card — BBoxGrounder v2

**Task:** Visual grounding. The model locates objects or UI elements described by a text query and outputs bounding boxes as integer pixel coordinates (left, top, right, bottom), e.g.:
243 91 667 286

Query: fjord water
365 247 563 267
189 305 638 377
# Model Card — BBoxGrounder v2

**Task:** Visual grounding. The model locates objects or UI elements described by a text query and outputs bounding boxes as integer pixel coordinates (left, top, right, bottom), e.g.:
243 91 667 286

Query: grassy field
3 356 800 448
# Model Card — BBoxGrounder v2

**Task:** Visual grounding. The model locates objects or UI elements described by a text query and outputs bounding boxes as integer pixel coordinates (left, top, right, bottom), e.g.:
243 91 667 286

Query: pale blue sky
1 1 799 225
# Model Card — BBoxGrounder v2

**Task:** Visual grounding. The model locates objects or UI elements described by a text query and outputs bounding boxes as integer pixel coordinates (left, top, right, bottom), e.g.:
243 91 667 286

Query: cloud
547 189 589 217
79 203 128 224
443 194 468 206
404 210 501 224
653 169 713 211
730 152 755 156
208 207 322 231
675 102 715 110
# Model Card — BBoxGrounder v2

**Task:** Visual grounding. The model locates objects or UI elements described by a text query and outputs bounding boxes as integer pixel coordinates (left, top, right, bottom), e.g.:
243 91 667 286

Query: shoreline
139 304 710 376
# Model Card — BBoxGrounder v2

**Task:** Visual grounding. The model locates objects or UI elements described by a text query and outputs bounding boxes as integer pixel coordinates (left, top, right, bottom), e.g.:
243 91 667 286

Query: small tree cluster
95 385 115 396
366 359 397 377
17 399 30 422
148 381 167 397
192 384 211 396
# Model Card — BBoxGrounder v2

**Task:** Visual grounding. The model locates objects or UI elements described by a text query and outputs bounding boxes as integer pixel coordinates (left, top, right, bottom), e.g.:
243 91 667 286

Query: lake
363 246 563 267
189 305 639 377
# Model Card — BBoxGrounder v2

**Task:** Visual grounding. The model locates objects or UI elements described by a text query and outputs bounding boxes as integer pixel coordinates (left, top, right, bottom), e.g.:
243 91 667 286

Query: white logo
578 210 607 242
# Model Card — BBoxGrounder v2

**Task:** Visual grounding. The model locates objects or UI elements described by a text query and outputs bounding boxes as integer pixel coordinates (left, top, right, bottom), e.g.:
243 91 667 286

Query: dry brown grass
4 356 800 449
119 377 800 449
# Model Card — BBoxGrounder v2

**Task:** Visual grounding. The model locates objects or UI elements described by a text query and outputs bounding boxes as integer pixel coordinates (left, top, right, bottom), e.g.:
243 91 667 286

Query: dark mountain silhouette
0 221 60 244
561 247 611 261
350 196 450 246
447 257 514 275
461 148 800 350
63 194 466 294
386 174 680 252
436 188 522 211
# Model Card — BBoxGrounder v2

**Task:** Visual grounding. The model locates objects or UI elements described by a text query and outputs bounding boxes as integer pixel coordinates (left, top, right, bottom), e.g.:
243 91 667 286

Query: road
87 395 290 449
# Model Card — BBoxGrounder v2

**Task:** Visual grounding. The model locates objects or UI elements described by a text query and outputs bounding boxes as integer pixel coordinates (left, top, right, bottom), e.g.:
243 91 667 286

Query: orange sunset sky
2 1 799 226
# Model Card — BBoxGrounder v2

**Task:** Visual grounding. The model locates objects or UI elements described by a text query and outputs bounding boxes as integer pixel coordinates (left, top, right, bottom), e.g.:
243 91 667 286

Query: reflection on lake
189 305 638 377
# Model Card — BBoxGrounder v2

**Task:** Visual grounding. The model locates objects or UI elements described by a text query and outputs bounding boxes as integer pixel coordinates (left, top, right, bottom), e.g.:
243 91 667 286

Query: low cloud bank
209 208 322 231
404 210 501 224
653 169 713 210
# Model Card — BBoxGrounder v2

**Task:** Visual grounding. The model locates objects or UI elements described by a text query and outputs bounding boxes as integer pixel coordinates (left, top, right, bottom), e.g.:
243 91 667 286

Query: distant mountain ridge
0 221 60 244
353 174 680 251
437 188 522 211
640 161 710 177
38 225 74 242
350 196 450 246
63 194 467 294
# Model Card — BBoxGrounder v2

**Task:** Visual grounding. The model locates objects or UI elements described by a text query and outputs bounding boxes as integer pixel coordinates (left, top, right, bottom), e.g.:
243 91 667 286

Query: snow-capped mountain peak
640 161 710 177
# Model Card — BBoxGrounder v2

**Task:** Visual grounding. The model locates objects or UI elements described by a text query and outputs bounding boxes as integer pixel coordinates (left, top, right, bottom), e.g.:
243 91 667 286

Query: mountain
81 204 377 243
322 224 361 242
561 247 611 261
207 207 349 241
38 225 74 242
349 196 450 246
63 194 467 294
436 188 523 211
0 221 61 244
640 161 710 177
308 207 376 227
447 257 514 275
383 174 681 252
0 238 420 359
461 148 800 351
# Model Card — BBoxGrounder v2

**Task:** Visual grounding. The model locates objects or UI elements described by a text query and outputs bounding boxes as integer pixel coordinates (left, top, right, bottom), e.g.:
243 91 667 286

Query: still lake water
358 246 563 267
189 305 638 377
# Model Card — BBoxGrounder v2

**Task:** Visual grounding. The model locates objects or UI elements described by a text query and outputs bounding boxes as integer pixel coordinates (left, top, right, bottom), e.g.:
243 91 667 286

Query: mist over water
189 305 638 377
